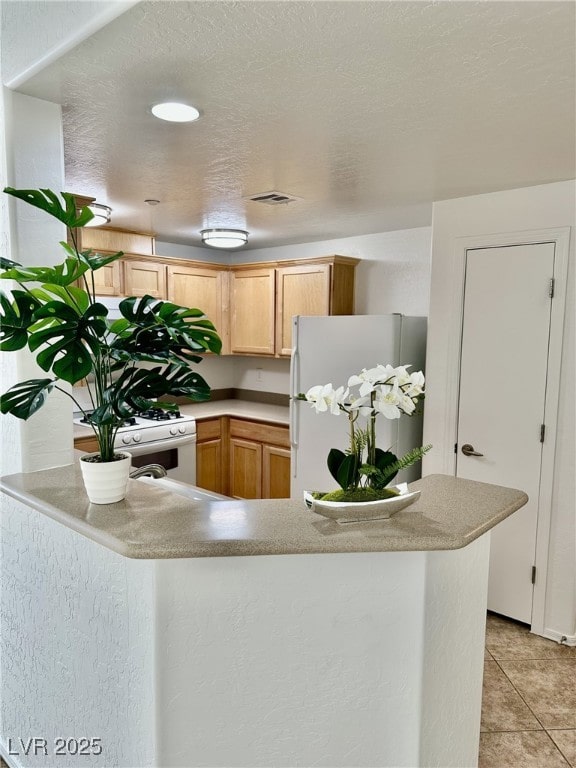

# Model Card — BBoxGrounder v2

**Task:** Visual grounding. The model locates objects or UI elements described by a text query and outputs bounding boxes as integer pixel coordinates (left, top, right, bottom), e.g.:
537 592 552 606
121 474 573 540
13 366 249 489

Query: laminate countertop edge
0 467 528 560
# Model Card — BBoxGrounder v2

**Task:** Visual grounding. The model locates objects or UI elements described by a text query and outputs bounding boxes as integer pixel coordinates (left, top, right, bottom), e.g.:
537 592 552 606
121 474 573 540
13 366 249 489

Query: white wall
224 227 432 393
423 180 575 641
232 227 432 316
0 91 73 476
155 239 228 265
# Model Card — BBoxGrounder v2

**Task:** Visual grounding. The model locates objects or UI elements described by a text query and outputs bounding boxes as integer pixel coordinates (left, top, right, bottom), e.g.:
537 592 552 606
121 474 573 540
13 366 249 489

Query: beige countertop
73 399 289 440
1 466 527 560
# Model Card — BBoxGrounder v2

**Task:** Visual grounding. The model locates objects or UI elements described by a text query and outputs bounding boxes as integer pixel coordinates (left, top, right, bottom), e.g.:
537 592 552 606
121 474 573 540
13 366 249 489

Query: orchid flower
305 384 348 415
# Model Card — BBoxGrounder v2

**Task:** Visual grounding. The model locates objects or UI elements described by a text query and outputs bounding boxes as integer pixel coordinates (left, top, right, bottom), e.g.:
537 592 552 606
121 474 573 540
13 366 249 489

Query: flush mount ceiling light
201 229 248 249
84 202 112 227
151 102 200 122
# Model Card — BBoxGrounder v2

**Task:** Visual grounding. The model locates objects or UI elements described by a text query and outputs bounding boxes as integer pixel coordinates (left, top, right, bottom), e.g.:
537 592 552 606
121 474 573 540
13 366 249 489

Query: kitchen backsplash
72 355 291 412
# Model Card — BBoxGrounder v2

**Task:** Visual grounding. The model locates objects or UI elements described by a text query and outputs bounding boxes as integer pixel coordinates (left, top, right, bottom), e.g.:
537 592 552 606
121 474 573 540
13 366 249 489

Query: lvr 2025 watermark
7 737 103 757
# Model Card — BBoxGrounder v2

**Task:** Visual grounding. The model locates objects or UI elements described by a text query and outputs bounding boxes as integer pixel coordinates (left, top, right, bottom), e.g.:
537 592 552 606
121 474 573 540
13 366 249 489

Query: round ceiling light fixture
151 102 200 122
84 202 112 227
201 229 248 249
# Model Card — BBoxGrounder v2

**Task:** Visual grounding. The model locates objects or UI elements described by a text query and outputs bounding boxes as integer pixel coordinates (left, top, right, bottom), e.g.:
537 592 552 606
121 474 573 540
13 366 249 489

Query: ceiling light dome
151 102 200 122
84 202 112 227
201 229 248 249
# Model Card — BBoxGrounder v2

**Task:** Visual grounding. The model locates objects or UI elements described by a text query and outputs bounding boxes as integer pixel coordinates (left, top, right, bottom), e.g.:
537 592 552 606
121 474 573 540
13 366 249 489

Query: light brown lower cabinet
196 416 291 499
196 418 228 494
262 444 291 499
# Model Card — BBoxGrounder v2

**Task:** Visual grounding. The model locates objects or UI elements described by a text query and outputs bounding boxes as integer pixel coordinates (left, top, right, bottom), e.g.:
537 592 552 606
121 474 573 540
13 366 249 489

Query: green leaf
0 290 41 350
104 364 212 419
0 256 22 270
3 187 94 229
31 283 90 313
73 245 124 271
111 294 222 362
374 449 399 484
28 302 108 383
0 378 56 419
336 454 358 491
0 257 89 286
327 448 347 486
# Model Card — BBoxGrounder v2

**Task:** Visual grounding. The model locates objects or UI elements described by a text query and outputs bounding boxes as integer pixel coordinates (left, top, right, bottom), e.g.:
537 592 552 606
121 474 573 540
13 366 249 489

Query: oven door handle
117 435 197 457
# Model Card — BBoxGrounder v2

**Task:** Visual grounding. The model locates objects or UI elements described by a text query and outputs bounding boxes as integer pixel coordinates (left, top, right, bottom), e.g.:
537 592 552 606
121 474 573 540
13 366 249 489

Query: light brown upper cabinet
123 259 167 298
166 263 229 350
69 226 155 297
90 260 123 296
229 267 276 355
75 226 155 258
230 256 358 357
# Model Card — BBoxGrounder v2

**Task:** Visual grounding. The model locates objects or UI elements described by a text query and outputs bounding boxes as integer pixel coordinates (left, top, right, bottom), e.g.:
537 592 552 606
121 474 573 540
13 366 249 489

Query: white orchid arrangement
301 364 431 502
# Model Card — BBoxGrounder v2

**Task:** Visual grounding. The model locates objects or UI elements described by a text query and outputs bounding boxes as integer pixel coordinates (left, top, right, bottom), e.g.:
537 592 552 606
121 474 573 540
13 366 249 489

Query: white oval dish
304 483 421 523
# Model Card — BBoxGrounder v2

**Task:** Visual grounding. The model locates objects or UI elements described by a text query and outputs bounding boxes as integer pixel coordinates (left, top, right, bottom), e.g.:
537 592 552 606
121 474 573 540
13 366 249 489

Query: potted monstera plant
0 187 222 503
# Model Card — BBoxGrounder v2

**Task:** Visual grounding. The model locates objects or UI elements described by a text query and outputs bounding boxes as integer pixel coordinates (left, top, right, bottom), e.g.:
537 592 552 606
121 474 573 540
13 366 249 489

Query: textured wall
1 91 74 475
0 495 155 768
1 492 490 767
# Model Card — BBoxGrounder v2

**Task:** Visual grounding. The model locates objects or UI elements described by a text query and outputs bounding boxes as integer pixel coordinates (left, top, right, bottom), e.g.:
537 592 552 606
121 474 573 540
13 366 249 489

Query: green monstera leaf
0 378 56 419
3 187 94 228
0 258 89 287
0 256 22 270
111 295 222 363
60 241 124 271
28 302 109 383
0 290 41 350
106 364 212 419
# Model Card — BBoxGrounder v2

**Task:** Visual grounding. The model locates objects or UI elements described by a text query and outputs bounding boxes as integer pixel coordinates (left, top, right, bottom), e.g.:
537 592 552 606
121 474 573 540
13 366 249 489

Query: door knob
461 443 484 457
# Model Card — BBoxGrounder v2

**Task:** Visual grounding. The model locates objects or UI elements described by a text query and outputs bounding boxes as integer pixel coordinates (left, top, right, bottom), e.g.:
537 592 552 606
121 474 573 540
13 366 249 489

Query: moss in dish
318 487 400 503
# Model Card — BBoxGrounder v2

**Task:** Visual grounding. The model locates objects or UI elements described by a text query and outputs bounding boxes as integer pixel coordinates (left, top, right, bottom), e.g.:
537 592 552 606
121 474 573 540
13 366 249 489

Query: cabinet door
167 264 227 343
275 264 331 356
229 438 262 499
92 259 122 296
196 439 224 493
230 268 275 355
196 418 227 494
79 228 155 256
124 260 166 298
262 445 291 499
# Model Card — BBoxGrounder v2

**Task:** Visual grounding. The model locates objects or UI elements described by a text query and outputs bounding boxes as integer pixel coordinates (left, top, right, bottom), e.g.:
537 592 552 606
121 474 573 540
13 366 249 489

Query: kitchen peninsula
0 470 527 768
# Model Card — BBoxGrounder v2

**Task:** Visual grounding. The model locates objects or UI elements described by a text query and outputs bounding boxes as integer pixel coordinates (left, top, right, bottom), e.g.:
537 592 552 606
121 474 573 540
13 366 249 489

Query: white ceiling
8 0 576 250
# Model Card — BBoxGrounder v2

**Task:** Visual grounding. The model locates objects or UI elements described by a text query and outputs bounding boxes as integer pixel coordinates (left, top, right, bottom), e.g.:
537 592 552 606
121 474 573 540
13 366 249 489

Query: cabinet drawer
229 418 290 448
196 418 222 442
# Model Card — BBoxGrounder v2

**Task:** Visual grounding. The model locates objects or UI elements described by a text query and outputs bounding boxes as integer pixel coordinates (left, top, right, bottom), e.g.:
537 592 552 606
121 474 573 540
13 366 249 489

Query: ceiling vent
246 190 300 205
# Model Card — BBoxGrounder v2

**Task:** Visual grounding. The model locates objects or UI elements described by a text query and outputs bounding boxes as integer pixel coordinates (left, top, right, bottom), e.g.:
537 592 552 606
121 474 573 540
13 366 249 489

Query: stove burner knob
170 426 178 436
122 435 131 445
178 425 186 434
133 433 141 443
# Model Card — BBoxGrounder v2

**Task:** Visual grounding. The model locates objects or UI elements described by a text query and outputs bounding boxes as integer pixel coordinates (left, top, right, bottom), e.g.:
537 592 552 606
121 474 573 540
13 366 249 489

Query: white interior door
456 243 554 624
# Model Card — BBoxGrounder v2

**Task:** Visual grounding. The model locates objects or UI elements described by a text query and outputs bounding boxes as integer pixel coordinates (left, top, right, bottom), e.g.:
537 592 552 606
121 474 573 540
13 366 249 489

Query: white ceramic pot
303 483 421 523
79 451 132 504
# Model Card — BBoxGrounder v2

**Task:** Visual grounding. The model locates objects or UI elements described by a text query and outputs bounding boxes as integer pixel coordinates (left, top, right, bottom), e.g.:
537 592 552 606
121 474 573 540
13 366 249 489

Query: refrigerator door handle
290 318 300 481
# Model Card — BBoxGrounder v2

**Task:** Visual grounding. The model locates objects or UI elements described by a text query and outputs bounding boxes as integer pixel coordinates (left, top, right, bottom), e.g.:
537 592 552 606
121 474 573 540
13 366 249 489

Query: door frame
434 226 570 635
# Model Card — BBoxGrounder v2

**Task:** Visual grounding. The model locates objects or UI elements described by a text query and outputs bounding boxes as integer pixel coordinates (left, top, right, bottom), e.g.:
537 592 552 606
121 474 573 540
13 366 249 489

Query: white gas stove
74 407 197 482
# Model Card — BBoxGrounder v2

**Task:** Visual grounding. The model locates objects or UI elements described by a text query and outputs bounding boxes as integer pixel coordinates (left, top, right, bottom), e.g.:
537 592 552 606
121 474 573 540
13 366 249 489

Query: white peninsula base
1 493 490 768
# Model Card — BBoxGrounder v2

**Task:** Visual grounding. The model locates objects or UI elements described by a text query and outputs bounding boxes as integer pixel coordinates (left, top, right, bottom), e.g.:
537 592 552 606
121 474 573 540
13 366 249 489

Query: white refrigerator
290 315 427 498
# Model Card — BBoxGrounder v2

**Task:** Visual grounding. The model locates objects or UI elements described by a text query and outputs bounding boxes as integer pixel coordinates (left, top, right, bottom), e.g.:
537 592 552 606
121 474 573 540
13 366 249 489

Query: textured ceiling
12 0 576 250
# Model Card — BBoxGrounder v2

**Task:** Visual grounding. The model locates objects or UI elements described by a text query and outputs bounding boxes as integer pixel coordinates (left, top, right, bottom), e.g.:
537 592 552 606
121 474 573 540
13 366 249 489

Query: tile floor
0 612 574 767
480 612 576 767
